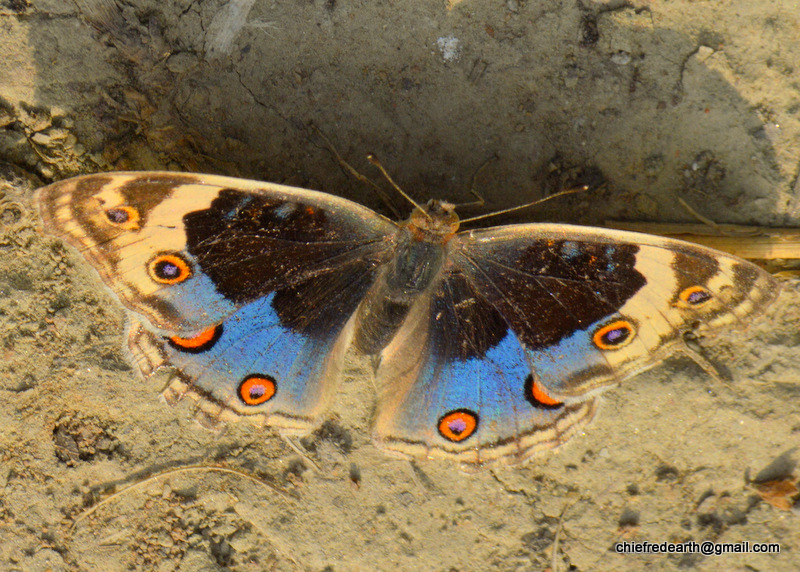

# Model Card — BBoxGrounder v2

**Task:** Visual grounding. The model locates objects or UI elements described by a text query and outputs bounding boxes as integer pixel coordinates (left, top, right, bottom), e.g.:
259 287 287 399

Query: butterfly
36 171 779 469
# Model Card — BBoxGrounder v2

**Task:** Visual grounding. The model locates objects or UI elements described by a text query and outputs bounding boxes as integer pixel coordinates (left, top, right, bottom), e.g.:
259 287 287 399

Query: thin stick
455 190 486 209
309 124 402 219
460 187 588 225
282 435 322 473
676 341 726 385
455 156 498 209
367 153 430 218
551 499 576 572
406 461 430 499
603 221 798 260
677 197 724 234
69 465 293 531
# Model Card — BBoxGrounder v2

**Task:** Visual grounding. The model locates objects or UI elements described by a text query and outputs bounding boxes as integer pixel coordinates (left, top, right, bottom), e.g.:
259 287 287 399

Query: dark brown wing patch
454 240 646 350
184 189 394 336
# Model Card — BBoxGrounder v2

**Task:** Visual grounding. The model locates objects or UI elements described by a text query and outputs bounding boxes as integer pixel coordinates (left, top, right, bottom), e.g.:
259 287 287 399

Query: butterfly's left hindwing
127 295 356 432
38 172 397 431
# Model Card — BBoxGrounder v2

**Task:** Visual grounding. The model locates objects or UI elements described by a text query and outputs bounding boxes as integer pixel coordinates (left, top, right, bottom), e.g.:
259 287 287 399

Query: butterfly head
406 199 460 241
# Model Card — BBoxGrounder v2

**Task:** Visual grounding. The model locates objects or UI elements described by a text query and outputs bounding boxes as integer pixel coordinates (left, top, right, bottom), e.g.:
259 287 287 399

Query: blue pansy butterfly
37 172 779 469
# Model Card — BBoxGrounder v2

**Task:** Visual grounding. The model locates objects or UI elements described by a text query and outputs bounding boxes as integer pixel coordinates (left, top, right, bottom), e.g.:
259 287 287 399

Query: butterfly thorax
404 199 460 242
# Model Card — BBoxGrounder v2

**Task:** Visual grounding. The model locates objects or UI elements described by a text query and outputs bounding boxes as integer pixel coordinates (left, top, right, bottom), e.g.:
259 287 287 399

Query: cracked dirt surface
1 0 799 570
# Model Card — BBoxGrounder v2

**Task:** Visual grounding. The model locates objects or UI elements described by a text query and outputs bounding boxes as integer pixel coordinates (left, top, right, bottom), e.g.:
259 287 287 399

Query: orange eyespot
104 206 140 230
593 319 635 350
678 285 713 307
147 254 192 285
437 409 479 442
530 378 563 407
524 374 564 409
238 375 276 406
168 325 222 353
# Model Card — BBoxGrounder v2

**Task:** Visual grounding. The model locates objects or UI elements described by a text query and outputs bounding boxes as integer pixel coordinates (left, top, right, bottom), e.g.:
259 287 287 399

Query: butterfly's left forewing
38 172 396 332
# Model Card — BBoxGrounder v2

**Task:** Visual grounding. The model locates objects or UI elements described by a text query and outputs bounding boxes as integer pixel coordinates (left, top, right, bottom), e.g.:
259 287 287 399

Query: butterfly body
353 200 458 354
37 171 779 469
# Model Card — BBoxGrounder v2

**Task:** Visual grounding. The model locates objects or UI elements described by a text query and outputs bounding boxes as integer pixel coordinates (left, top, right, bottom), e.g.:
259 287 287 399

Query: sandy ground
0 0 799 570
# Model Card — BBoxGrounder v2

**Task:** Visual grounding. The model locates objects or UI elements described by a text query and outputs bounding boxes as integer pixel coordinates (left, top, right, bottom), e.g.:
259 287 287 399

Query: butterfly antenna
459 186 589 225
367 153 431 219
